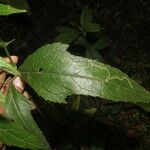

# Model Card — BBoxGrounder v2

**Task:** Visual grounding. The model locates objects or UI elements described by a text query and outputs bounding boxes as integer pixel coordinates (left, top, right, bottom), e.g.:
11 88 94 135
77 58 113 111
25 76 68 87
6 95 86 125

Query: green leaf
74 36 86 47
3 84 50 149
86 23 101 32
86 45 104 62
55 26 80 44
0 39 15 48
80 6 93 30
19 43 150 104
93 36 110 50
0 0 29 16
0 118 48 149
0 56 20 76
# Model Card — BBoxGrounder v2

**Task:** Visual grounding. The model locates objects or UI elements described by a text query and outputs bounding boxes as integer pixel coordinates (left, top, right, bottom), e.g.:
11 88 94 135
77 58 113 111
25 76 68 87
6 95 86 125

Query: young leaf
0 56 20 76
0 39 15 48
55 26 80 44
86 23 101 32
80 6 93 30
93 36 110 50
3 84 50 149
19 43 150 105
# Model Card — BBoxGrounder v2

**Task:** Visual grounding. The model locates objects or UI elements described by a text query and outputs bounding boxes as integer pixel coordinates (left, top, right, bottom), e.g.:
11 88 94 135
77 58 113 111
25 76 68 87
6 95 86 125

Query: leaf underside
19 43 150 105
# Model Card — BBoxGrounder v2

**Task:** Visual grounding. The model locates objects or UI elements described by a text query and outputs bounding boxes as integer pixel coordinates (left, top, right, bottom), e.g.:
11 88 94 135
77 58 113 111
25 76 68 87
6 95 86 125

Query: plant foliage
0 0 28 15
19 43 150 104
0 1 150 150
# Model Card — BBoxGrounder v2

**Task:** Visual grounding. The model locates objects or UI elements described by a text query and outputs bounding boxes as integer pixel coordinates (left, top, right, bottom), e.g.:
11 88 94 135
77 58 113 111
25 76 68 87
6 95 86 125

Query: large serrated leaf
0 0 28 16
19 43 150 105
2 84 50 149
0 56 20 76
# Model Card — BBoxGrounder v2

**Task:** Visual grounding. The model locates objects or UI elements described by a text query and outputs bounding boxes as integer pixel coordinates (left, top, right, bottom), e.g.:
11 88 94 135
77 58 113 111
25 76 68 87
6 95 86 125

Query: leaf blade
0 0 29 16
86 23 101 32
80 6 93 30
19 43 150 104
0 118 47 149
4 84 50 149
55 26 80 44
93 36 110 50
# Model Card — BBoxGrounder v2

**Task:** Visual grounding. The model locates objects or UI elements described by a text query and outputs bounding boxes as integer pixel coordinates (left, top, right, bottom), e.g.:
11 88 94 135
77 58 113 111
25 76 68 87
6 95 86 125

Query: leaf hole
39 68 43 72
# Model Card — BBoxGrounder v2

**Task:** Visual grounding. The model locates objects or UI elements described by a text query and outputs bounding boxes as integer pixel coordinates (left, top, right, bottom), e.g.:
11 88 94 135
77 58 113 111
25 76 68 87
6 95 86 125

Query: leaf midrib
20 71 150 102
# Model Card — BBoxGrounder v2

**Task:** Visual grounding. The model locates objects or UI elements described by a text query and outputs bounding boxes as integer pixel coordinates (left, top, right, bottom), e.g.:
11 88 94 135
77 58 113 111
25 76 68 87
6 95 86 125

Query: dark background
0 0 150 149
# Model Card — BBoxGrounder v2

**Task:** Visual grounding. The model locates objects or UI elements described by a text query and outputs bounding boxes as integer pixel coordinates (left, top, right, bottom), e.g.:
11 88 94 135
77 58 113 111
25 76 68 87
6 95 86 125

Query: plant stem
71 95 81 112
4 47 13 63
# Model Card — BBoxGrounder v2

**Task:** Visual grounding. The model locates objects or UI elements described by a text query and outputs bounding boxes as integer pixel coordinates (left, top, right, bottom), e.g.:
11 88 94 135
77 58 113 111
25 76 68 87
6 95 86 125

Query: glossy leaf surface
19 43 150 105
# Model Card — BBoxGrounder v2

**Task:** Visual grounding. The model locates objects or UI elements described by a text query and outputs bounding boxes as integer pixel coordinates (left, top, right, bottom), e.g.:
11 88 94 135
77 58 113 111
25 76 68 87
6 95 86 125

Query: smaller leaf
0 39 15 48
86 23 101 32
74 36 86 47
55 26 80 44
0 118 48 149
86 45 104 62
93 36 110 50
0 0 28 8
0 0 29 16
80 6 93 30
0 56 20 76
4 84 50 149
